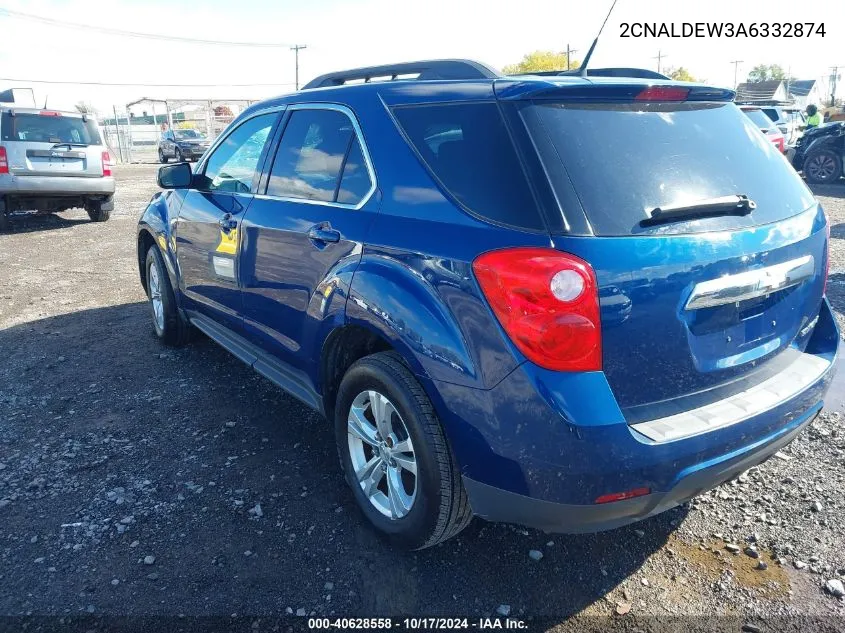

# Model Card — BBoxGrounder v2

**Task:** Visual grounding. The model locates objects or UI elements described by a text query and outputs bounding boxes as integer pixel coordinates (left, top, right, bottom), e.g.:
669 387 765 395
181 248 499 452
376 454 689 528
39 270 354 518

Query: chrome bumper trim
631 352 829 443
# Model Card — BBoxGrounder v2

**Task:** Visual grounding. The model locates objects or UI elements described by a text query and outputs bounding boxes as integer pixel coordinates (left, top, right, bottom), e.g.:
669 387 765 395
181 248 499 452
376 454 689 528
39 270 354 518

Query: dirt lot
1 165 844 629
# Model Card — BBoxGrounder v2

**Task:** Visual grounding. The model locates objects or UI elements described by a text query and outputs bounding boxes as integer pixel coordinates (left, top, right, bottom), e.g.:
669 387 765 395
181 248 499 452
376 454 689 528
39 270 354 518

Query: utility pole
565 43 578 70
653 49 667 74
830 66 841 107
730 60 743 89
290 44 307 90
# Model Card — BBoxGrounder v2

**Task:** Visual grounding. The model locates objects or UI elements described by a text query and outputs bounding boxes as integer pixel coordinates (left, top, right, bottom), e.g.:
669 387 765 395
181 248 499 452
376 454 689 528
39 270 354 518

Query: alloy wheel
148 263 164 331
807 154 836 181
347 390 417 519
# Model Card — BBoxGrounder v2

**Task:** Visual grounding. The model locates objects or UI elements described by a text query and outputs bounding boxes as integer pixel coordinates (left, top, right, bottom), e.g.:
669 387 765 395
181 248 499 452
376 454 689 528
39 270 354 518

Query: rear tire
334 352 472 549
159 148 168 164
804 149 843 184
86 196 114 222
145 245 191 346
0 198 8 232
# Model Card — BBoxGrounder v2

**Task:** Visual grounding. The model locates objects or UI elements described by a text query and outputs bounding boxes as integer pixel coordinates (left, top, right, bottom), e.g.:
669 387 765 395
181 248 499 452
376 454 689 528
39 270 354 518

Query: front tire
175 148 184 163
804 149 843 184
335 352 472 549
145 245 190 346
159 148 168 164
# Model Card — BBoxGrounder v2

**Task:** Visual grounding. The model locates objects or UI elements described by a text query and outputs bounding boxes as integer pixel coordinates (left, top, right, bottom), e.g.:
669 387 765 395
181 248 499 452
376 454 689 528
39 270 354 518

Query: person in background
804 104 822 129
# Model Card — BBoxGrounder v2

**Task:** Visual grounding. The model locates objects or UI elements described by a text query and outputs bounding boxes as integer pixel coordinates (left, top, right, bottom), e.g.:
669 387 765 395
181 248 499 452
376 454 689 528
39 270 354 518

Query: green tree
665 66 698 82
747 64 792 83
503 50 580 74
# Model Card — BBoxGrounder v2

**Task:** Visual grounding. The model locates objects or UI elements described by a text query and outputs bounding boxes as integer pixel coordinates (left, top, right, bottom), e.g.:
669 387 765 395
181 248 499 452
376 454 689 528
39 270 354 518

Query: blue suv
136 60 838 549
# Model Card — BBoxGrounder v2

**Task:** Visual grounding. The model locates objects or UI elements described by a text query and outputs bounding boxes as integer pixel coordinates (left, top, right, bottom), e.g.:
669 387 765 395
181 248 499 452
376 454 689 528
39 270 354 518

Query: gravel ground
0 166 844 629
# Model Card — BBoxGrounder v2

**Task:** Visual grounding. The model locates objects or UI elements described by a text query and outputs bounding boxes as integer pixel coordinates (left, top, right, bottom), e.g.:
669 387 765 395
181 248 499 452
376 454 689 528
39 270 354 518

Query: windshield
174 129 204 140
522 101 815 236
1 112 102 145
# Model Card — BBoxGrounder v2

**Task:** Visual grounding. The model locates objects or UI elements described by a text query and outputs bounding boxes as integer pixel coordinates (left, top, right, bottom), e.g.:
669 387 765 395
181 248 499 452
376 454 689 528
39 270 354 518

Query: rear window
1 112 102 145
392 103 543 231
522 101 815 236
742 108 776 130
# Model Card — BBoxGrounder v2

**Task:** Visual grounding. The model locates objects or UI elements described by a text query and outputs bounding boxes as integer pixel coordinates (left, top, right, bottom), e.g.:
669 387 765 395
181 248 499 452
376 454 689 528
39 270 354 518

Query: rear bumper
0 174 115 197
463 402 817 533
430 298 838 533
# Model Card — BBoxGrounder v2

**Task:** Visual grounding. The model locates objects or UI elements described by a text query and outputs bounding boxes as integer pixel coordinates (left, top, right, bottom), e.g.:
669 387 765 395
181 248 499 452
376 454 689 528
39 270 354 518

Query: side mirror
158 162 192 189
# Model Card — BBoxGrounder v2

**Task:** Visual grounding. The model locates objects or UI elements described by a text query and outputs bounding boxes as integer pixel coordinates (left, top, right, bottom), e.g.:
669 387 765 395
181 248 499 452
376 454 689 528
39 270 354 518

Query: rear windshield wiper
641 195 756 227
51 142 88 149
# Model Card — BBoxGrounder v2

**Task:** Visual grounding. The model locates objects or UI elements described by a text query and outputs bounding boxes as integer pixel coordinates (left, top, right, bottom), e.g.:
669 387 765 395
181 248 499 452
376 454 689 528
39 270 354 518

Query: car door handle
218 213 238 232
307 225 340 244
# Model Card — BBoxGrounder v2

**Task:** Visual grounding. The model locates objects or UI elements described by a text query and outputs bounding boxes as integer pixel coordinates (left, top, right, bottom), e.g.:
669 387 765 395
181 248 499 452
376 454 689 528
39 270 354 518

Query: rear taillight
0 146 8 174
775 137 785 153
473 247 601 372
102 150 114 177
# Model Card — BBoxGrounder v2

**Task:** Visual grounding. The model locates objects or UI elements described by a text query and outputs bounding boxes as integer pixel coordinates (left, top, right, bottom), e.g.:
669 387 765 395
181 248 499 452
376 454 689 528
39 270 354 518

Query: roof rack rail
301 59 500 90
521 67 670 80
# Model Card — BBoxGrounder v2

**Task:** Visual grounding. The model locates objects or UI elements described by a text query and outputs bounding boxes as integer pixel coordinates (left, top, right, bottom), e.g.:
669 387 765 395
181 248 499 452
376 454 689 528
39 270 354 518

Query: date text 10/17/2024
307 618 529 630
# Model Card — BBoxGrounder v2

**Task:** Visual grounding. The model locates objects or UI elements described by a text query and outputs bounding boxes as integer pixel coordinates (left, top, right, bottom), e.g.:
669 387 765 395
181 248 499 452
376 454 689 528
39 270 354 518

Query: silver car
0 107 115 230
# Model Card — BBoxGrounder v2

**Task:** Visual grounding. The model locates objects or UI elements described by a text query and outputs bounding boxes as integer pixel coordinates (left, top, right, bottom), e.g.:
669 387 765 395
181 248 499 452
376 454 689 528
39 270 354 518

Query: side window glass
201 113 276 194
267 109 370 204
336 138 371 205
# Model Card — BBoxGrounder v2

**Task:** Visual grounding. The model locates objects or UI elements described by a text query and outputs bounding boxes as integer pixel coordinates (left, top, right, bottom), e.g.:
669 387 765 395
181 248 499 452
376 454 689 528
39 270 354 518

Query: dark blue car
136 60 838 549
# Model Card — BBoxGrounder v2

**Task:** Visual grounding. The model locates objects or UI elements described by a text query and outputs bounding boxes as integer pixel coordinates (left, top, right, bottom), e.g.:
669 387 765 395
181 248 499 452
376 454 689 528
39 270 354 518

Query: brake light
774 136 785 153
0 146 8 174
472 248 601 372
39 110 62 117
102 150 114 177
635 86 689 102
595 487 651 504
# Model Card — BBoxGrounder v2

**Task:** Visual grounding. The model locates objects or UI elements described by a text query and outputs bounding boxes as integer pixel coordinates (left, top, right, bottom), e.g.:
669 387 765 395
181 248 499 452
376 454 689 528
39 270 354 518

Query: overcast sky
0 0 841 113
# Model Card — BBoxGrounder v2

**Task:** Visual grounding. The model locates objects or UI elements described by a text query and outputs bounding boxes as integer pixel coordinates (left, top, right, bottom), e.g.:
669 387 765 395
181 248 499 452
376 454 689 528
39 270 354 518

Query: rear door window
392 102 544 231
1 112 101 145
266 108 372 206
521 101 815 236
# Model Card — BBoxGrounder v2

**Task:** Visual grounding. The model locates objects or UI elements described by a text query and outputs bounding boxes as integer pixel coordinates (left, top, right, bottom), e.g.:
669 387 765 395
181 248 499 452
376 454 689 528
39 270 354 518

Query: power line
0 77 295 88
0 7 294 47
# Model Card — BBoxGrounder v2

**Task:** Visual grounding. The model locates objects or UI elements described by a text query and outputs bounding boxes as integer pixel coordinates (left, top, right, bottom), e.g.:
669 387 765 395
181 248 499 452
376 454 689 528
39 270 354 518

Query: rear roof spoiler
302 59 500 89
525 68 670 80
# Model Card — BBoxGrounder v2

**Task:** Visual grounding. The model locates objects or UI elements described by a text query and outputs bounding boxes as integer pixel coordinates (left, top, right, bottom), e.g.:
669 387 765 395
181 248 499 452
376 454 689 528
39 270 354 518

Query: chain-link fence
101 98 258 163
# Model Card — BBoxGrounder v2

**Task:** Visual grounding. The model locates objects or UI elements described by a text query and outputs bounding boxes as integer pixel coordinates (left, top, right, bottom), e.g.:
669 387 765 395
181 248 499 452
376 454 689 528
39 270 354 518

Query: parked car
0 107 114 230
792 121 845 184
158 128 210 163
760 105 805 148
740 106 786 153
137 60 837 549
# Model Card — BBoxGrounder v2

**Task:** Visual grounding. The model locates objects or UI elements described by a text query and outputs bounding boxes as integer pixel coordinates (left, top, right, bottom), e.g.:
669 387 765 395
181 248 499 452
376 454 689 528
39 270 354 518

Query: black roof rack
301 59 500 90
521 67 670 80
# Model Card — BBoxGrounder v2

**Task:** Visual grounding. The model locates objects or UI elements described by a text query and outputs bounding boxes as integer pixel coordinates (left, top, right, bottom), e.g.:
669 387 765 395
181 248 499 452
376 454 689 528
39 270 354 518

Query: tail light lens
102 150 114 177
473 248 601 372
0 146 8 174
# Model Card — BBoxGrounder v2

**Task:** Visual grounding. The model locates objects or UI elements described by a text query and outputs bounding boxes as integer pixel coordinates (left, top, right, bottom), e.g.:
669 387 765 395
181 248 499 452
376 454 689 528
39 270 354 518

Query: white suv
0 107 115 230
